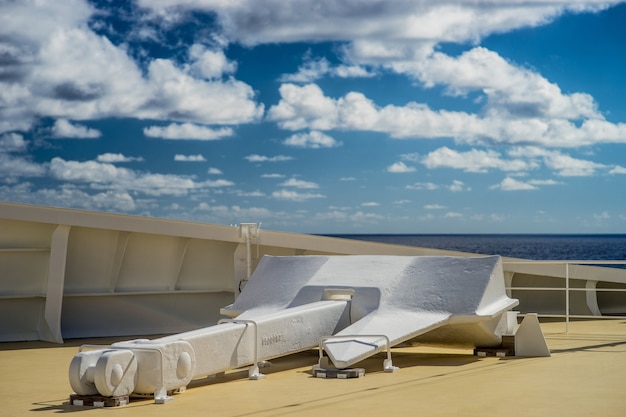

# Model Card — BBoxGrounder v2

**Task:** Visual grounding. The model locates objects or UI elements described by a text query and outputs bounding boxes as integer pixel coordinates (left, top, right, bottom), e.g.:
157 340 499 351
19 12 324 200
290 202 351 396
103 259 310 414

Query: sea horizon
322 233 626 262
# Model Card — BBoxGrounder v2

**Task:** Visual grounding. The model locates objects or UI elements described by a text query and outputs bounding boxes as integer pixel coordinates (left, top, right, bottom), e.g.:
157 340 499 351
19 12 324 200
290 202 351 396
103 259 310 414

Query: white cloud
280 178 319 189
144 123 234 140
422 147 535 173
268 84 340 131
400 153 421 162
490 177 538 191
48 157 218 196
200 179 235 187
424 204 446 210
448 180 469 192
208 167 223 175
283 130 341 148
279 56 374 83
139 1 614 47
508 147 606 176
0 2 263 134
261 173 286 178
0 133 28 153
188 44 237 79
194 203 276 221
245 154 294 162
272 189 325 202
444 212 464 219
394 200 411 205
51 119 101 138
0 134 44 181
234 190 265 197
361 202 379 207
279 57 331 83
267 83 485 139
543 153 606 177
0 182 139 212
97 153 144 163
396 47 601 121
594 211 610 220
350 211 385 223
528 179 561 186
174 154 207 162
406 182 438 190
0 153 46 181
609 166 626 175
269 82 626 148
143 58 264 124
387 161 416 173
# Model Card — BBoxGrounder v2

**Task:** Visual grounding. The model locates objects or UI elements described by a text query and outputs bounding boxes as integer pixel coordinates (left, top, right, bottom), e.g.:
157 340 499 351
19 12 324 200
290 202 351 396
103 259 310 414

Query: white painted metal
1 202 626 344
514 313 551 357
66 254 554 400
69 299 349 398
41 225 71 343
585 280 601 316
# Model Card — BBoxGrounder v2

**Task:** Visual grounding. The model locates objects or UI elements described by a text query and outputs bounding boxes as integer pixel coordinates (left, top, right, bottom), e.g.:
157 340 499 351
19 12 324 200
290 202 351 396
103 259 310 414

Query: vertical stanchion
565 262 570 333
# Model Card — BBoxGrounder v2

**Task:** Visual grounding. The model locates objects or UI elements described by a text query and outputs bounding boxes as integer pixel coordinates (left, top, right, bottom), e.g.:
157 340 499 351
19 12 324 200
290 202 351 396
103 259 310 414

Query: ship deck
2 319 625 417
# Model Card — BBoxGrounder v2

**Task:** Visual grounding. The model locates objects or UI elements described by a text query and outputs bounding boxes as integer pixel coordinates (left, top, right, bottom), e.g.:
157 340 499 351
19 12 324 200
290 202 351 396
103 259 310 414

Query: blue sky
1 0 626 234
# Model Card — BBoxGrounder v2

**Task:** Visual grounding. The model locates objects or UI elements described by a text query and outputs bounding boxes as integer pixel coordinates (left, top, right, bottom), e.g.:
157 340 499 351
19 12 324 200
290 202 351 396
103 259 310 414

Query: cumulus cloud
144 123 234 140
280 178 319 189
201 179 235 187
97 153 144 163
387 161 416 173
48 157 233 196
51 119 101 138
208 167 223 175
283 130 341 148
508 147 607 176
188 44 237 79
0 1 263 135
174 154 207 162
448 180 469 192
0 152 46 181
245 154 294 162
444 212 464 219
268 83 626 148
406 182 438 190
279 56 374 83
490 177 538 191
0 182 139 212
0 133 28 153
272 189 325 202
194 203 276 222
422 147 535 173
424 204 446 210
0 133 45 181
137 0 615 47
394 47 601 121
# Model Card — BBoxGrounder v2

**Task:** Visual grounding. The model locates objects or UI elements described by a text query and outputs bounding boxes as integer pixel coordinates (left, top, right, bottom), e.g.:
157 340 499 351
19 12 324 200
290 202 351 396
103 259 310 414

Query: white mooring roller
68 255 550 403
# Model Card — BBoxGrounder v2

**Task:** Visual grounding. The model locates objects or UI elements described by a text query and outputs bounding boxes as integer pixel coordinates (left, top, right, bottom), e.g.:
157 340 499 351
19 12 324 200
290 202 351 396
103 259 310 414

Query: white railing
503 260 626 332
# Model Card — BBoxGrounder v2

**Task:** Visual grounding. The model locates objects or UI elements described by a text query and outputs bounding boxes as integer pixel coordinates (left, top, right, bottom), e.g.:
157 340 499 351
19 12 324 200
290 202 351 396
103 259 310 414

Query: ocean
328 234 626 262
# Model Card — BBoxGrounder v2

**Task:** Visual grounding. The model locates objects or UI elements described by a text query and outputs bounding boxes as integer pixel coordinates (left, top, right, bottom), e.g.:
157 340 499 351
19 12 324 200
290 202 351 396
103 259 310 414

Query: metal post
565 262 570 333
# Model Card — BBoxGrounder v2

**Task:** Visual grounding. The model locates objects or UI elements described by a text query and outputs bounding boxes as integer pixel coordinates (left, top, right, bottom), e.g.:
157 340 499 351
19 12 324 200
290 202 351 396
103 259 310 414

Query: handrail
503 260 626 332
217 318 265 379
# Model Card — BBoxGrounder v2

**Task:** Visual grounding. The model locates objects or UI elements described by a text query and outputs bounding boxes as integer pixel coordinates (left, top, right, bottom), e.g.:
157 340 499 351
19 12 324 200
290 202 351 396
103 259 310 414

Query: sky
1 0 626 234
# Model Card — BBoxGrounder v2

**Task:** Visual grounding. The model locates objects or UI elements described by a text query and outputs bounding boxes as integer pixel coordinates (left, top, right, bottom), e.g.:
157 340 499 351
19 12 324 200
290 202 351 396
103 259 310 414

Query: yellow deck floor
2 320 625 417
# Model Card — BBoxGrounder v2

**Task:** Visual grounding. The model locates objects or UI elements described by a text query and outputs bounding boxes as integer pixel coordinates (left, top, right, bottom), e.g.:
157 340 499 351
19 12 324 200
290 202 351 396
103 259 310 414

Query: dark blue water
327 234 626 262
